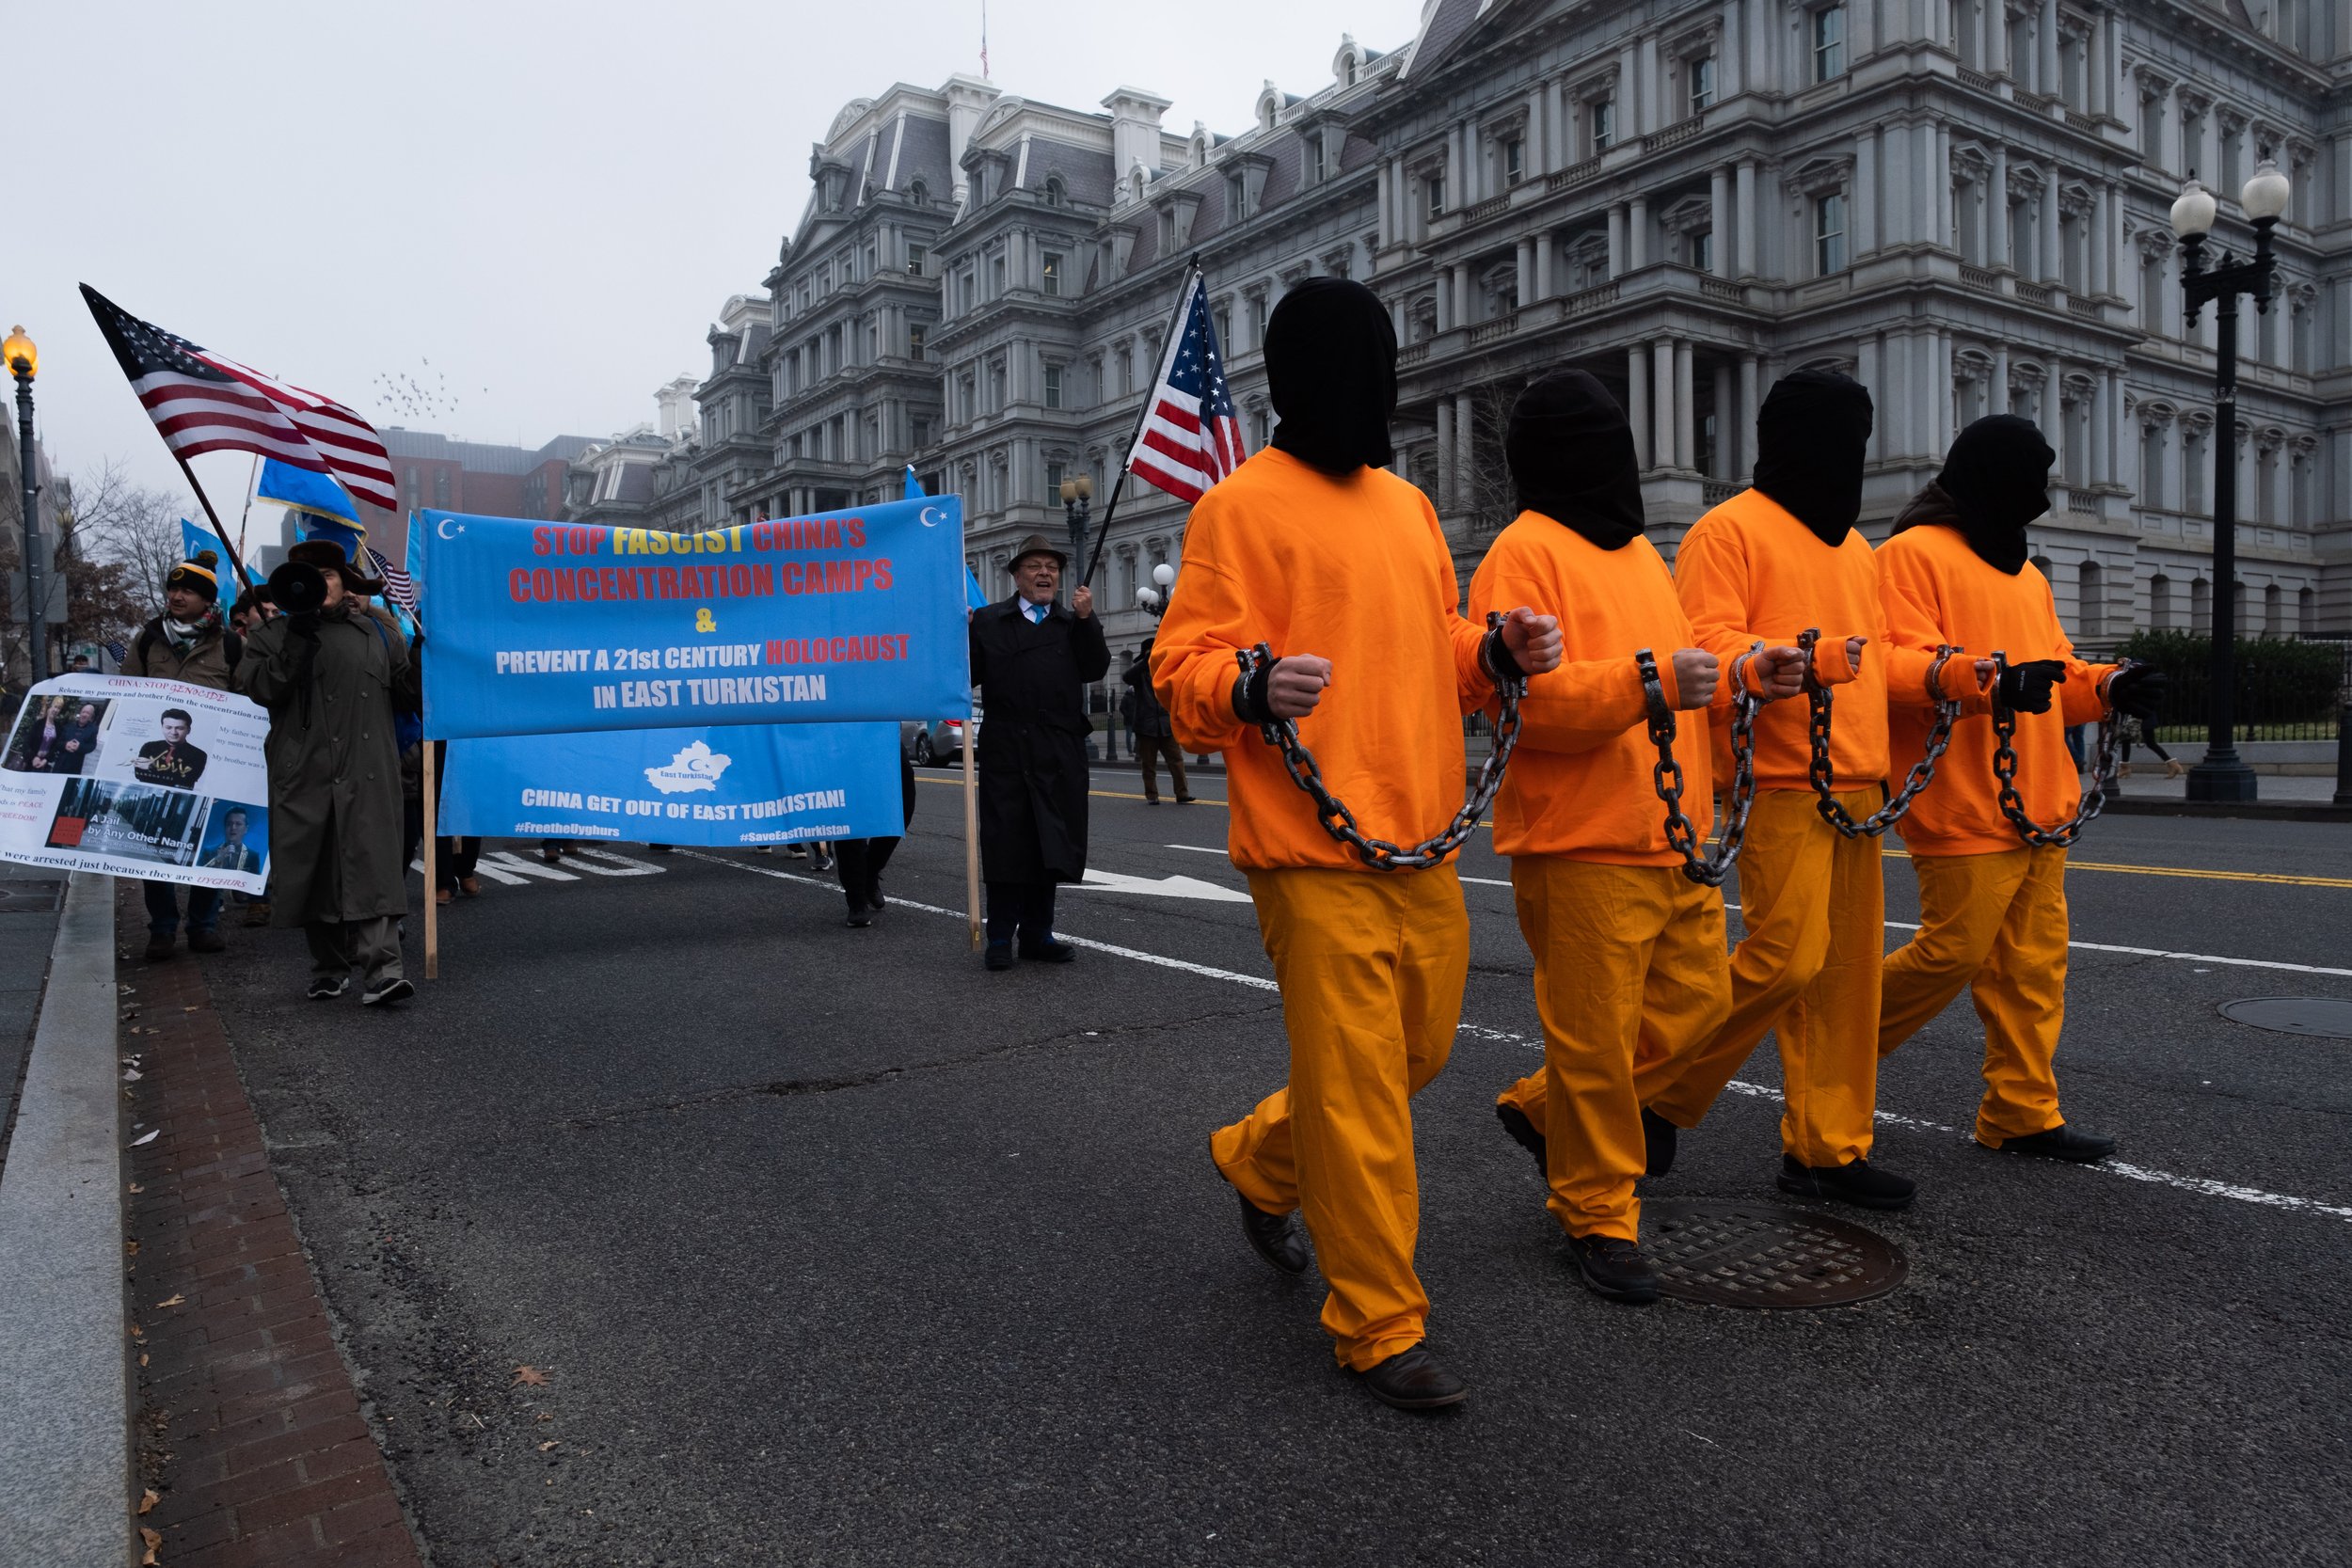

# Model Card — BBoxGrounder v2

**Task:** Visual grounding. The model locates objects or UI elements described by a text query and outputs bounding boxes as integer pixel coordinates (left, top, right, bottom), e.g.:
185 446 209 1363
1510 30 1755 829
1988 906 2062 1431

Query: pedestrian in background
123 548 240 959
236 531 420 1006
835 753 917 927
969 534 1108 970
1125 636 1194 805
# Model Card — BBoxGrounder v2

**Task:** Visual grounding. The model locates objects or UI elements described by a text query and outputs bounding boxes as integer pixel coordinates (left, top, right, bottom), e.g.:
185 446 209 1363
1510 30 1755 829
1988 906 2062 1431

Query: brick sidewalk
121 889 422 1567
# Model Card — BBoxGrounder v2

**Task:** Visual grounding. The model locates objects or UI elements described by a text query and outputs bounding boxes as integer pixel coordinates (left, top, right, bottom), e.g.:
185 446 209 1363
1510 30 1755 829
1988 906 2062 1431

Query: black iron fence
2110 632 2349 744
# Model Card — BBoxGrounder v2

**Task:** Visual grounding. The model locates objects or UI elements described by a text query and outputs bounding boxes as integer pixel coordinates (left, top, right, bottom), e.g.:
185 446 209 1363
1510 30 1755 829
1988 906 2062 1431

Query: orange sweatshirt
1877 521 2115 857
1151 448 1495 873
1470 512 1721 864
1673 487 1931 791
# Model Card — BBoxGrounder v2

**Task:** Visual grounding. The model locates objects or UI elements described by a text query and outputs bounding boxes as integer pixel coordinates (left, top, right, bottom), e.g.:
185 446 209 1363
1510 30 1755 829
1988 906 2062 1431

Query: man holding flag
122 546 242 958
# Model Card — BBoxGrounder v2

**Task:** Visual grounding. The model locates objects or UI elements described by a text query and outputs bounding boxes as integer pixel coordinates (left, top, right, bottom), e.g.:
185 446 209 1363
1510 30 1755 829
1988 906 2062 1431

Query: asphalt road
196 767 2352 1566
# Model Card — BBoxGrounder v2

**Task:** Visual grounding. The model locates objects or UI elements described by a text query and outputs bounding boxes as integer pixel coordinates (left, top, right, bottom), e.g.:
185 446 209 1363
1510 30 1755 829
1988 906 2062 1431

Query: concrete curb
0 873 128 1567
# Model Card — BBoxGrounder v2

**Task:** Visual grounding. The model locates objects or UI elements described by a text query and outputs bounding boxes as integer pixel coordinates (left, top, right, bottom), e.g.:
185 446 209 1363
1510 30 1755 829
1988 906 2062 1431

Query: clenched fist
1671 648 1720 710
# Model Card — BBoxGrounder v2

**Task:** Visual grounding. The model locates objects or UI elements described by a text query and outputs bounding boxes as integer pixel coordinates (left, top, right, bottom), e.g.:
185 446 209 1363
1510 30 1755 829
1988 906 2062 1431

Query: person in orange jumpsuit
1876 415 2164 1161
1641 370 1950 1212
1469 371 1804 1302
1152 278 1562 1410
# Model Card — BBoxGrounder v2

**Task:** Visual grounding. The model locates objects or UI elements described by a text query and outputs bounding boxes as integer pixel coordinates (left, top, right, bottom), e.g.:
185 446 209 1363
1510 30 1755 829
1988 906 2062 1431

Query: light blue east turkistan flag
256 457 361 525
180 517 229 567
907 464 987 610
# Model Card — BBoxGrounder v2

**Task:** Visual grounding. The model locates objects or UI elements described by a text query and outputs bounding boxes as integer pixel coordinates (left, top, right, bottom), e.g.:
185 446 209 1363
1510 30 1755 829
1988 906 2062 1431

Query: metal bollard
2336 705 2351 807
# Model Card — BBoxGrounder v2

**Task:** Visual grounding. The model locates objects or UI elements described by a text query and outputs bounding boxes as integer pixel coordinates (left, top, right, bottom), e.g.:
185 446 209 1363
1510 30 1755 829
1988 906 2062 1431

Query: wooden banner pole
421 741 439 980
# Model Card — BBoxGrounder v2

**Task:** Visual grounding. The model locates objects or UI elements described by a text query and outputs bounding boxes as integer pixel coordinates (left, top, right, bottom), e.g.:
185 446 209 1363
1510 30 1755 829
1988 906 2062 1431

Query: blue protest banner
416 498 969 739
440 722 903 847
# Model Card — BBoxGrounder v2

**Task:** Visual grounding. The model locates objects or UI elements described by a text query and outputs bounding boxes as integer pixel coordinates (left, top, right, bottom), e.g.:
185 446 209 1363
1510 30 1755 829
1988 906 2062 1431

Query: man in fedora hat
236 524 421 1006
967 533 1110 970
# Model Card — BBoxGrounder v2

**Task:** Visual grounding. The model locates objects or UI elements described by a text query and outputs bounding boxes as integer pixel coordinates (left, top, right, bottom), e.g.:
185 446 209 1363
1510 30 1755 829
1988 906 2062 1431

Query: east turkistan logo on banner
644 740 732 795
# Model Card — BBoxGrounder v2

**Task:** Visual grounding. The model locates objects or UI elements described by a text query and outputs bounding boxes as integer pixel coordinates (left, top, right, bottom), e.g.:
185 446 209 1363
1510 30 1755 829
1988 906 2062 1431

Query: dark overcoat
969 595 1109 884
235 604 420 926
1124 654 1174 739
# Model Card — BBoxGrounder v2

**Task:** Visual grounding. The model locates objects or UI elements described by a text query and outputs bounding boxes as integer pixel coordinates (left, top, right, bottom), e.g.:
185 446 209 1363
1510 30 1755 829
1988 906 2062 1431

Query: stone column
1739 354 1761 478
1675 340 1696 470
1608 205 1627 275
1436 399 1455 509
1735 159 1758 276
1936 122 1954 246
1709 166 1731 275
1988 0 2010 78
1653 339 1677 469
2040 185 2061 282
1446 123 1465 208
1712 361 1734 478
1915 121 1940 246
2047 357 2068 485
2092 182 2114 297
1991 144 2011 268
1437 274 1454 334
1534 230 1556 299
1515 238 1534 308
1528 82 1550 177
1629 195 1649 268
1858 336 1883 463
1629 346 1652 468
1455 393 1478 501
1637 36 1660 134
1857 129 1883 251
1453 264 1472 328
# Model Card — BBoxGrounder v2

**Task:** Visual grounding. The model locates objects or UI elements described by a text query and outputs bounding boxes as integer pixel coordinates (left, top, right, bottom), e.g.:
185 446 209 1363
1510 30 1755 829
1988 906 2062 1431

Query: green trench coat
235 606 420 926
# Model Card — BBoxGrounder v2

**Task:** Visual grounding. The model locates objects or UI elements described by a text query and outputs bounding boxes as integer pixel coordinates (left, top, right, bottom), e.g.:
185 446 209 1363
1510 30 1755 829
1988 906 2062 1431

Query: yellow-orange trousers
1493 859 1731 1242
1646 786 1884 1166
1211 864 1468 1370
1879 845 2070 1147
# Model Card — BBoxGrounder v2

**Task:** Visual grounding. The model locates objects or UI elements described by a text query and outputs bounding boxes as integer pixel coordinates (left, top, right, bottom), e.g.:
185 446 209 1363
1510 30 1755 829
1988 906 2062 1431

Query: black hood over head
1264 277 1397 474
1505 370 1645 549
1752 368 1874 546
1923 414 2052 575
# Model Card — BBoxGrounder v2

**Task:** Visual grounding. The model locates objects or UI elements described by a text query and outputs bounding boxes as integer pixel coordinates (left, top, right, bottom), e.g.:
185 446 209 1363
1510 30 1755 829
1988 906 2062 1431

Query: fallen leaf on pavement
139 1525 161 1563
140 1353 150 1367
139 1489 159 1514
125 1241 139 1255
538 1440 561 1450
514 1366 549 1386
155 1294 184 1308
129 1131 158 1147
128 1183 144 1194
183 1006 199 1012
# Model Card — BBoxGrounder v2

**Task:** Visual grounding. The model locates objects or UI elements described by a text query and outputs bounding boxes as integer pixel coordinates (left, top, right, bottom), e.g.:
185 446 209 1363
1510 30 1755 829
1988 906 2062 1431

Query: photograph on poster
4 696 112 776
130 706 212 789
196 800 267 874
44 778 204 867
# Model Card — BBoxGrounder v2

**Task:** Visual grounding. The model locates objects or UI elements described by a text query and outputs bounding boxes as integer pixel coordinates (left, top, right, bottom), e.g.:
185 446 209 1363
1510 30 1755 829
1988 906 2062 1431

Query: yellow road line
916 775 2350 887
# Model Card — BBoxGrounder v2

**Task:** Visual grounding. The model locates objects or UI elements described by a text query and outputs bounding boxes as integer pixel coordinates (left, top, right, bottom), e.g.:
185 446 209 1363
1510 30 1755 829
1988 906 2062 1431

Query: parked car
901 715 979 767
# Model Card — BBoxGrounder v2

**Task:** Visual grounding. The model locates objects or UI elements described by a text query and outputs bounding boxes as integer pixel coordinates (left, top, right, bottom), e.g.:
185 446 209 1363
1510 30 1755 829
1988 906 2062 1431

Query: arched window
2189 577 2211 634
2298 585 2316 634
907 180 929 207
2078 560 2104 638
2148 572 2172 630
2264 582 2282 637
1043 176 1066 209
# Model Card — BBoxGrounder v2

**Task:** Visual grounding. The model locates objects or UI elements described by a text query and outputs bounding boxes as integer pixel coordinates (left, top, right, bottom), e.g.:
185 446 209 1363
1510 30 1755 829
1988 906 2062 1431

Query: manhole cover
1644 1199 1907 1309
2218 997 2352 1039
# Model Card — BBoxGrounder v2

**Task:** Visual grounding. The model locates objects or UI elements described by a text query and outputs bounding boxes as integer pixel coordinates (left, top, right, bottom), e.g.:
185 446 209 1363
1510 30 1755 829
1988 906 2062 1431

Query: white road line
690 848 2352 1226
1163 846 2350 978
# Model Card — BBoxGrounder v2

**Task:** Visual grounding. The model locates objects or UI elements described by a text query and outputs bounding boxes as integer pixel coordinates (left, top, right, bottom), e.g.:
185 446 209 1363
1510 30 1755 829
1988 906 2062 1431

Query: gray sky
16 0 1425 522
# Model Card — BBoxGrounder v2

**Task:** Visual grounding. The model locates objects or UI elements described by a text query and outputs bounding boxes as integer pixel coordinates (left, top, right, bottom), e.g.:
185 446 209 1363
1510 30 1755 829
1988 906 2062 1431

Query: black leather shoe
1776 1153 1916 1211
846 902 872 929
1992 1123 2116 1163
983 942 1015 972
1495 1101 1547 1180
1642 1107 1679 1179
1232 1187 1308 1275
1354 1344 1468 1411
1567 1233 1661 1304
865 880 885 911
1020 939 1076 963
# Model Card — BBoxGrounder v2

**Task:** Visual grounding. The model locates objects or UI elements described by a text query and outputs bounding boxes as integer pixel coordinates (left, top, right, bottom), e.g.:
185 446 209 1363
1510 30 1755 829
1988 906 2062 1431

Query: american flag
80 285 397 513
103 639 129 663
367 546 419 615
1122 270 1246 504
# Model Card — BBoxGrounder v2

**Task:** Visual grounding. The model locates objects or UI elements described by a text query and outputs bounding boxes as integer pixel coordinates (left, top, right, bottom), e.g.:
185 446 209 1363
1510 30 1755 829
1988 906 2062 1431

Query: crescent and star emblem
437 517 465 540
918 505 946 529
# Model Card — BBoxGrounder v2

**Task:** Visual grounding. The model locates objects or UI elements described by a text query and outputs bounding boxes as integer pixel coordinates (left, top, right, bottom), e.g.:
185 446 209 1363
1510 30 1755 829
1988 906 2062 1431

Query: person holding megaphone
236 521 421 1006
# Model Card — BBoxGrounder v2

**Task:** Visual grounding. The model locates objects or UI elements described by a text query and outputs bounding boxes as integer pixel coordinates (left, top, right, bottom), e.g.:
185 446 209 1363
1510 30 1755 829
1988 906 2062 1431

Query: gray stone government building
565 0 2351 663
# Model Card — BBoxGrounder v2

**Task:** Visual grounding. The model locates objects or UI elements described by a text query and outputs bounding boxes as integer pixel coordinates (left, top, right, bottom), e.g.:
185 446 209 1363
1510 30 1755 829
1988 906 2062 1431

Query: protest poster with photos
0 674 271 893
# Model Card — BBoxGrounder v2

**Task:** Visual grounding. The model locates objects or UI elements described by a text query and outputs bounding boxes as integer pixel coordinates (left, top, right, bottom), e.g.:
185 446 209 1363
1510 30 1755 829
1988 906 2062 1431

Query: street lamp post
2169 154 2291 804
1135 561 1176 620
3 326 40 684
1059 472 1094 590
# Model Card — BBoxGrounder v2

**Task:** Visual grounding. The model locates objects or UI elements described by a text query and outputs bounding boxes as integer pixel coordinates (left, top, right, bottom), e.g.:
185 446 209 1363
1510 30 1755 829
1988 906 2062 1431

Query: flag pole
962 706 980 950
234 453 261 562
421 742 439 980
167 451 260 595
1082 259 1203 589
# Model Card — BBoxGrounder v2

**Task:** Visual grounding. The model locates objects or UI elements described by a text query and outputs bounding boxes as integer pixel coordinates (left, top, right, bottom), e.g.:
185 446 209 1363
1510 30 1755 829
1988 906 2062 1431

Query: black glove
1995 658 2066 715
289 610 322 641
1232 656 1282 725
2105 664 2168 723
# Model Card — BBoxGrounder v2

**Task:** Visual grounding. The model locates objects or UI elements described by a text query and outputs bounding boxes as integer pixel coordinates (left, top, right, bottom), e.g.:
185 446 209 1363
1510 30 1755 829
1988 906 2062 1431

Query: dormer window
1044 176 1067 208
908 180 929 207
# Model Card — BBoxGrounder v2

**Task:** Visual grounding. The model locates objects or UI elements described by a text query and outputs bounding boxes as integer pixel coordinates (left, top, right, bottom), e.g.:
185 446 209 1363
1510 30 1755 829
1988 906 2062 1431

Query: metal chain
1799 627 1963 840
1638 644 1762 887
1989 654 2136 848
1236 612 1525 871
